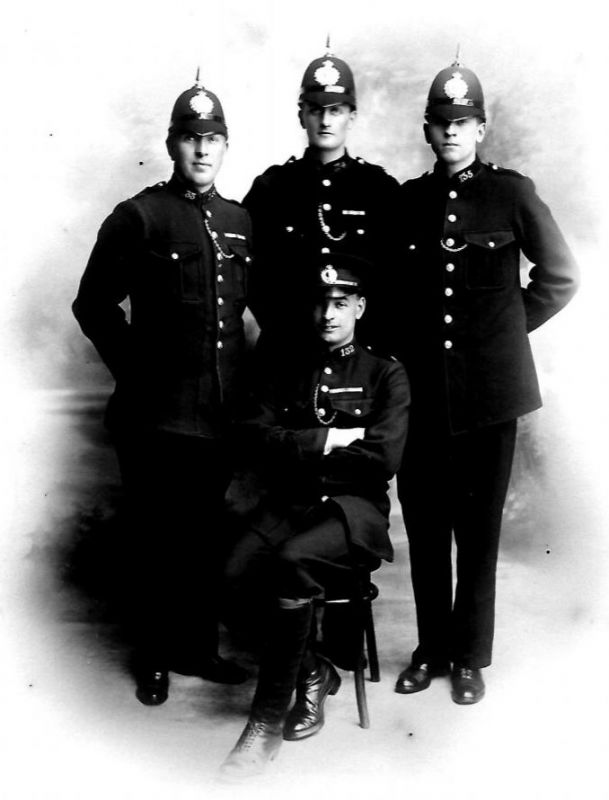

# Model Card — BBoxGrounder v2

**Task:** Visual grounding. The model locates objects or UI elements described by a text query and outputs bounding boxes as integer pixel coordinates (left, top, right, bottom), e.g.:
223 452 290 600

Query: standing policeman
243 40 399 355
73 73 251 704
394 54 579 704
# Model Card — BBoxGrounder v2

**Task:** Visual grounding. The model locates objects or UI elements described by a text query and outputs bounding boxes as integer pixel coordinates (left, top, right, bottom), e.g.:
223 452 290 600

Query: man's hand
324 427 366 455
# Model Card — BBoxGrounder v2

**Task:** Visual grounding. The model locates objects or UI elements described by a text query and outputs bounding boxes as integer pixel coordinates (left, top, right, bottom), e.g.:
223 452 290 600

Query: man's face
299 102 356 156
168 132 227 192
424 116 486 175
313 288 366 350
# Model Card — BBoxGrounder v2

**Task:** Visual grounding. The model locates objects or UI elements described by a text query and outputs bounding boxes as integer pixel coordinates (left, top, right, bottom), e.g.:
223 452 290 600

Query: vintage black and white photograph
0 1 607 798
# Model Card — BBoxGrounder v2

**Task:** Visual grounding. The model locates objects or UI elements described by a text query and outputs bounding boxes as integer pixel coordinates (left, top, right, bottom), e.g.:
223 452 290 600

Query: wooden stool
322 581 380 728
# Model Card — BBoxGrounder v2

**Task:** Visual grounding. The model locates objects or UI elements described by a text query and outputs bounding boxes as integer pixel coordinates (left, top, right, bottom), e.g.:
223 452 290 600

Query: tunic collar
168 173 219 204
433 156 482 186
302 147 352 174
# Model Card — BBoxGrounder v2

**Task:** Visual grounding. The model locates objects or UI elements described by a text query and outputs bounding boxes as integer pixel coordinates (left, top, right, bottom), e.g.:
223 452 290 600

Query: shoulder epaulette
134 180 167 198
486 162 527 179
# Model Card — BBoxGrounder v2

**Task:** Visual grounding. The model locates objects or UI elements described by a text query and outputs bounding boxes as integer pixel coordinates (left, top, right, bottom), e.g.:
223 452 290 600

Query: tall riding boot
219 599 313 780
283 650 341 740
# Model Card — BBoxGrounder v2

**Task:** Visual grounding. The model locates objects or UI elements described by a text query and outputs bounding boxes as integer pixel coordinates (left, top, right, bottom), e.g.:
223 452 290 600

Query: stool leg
354 664 370 729
364 602 380 683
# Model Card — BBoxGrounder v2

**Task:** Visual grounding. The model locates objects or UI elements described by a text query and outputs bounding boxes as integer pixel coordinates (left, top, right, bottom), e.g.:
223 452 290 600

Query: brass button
320 385 329 393
171 252 179 260
318 408 326 417
218 320 224 329
286 226 294 232
356 228 365 235
217 297 224 306
322 179 331 187
445 237 455 247
321 247 330 254
217 341 223 350
449 190 458 199
488 241 495 248
354 409 362 416
444 314 453 324
217 275 224 282
322 203 331 211
444 340 453 349
447 214 457 222
445 287 453 297
324 367 332 375
446 263 455 272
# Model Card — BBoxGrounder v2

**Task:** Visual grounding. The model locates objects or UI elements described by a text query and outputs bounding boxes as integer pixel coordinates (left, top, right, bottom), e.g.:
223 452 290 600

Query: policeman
72 72 252 705
393 54 579 704
243 40 400 356
219 255 410 779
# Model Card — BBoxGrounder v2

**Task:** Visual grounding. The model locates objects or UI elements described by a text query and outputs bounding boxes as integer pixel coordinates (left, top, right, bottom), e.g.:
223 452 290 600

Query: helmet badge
189 90 214 116
314 59 341 87
443 71 469 100
321 265 338 284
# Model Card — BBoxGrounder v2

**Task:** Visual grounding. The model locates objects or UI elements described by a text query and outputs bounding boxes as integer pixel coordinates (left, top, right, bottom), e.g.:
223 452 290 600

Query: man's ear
166 135 176 161
423 123 431 144
298 106 305 129
356 295 367 319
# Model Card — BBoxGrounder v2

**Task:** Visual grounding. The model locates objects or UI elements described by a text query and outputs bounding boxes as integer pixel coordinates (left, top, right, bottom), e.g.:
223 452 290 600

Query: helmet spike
325 33 333 56
453 44 462 67
194 66 203 88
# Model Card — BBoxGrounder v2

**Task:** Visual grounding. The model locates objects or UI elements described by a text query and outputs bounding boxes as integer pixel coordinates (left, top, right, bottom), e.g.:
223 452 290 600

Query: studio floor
0 390 607 800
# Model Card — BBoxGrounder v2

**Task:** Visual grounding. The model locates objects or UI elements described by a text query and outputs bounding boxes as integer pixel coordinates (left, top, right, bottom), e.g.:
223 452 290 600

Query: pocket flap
149 241 201 262
463 231 515 250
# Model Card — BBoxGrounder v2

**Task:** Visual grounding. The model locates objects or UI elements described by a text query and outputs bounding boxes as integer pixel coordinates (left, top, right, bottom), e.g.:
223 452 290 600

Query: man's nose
320 109 332 126
194 137 208 154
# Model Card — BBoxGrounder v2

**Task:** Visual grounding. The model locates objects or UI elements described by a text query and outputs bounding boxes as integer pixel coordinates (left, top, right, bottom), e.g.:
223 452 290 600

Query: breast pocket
330 396 374 424
463 230 516 290
223 234 251 302
147 241 202 301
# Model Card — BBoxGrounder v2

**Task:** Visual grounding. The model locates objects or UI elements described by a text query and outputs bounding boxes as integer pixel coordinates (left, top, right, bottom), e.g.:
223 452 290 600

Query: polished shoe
394 661 449 694
219 719 283 780
450 666 485 705
172 655 249 685
283 655 341 741
135 668 169 706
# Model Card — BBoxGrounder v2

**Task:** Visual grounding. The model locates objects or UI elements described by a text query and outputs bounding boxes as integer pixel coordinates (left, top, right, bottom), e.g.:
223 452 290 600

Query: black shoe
219 719 283 780
394 661 449 694
450 666 485 705
172 655 249 685
135 668 169 706
283 655 341 741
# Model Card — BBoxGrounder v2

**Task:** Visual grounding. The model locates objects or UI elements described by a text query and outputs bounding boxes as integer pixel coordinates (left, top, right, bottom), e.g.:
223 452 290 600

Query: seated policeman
219 255 410 779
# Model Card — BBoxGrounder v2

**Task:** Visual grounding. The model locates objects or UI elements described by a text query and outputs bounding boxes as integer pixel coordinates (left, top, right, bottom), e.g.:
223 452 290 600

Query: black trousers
397 419 517 669
224 503 373 669
224 504 354 603
114 430 231 668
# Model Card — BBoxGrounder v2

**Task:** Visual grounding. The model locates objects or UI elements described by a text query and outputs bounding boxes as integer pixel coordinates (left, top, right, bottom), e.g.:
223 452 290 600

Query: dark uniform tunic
243 149 400 347
73 174 253 666
395 158 578 668
225 339 410 615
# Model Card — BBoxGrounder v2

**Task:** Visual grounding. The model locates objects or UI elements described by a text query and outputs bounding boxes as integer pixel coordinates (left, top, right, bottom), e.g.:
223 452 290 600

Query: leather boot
218 719 283 780
219 600 313 780
283 653 341 741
